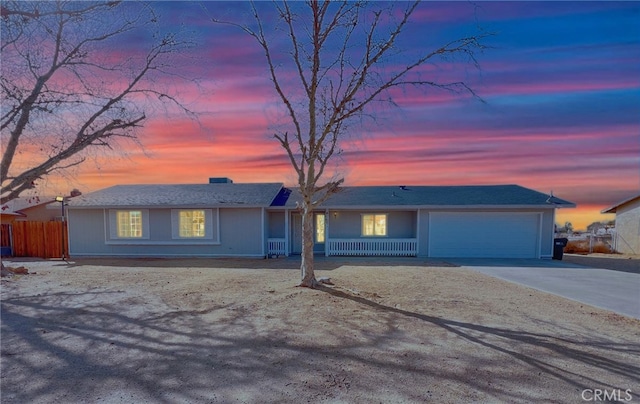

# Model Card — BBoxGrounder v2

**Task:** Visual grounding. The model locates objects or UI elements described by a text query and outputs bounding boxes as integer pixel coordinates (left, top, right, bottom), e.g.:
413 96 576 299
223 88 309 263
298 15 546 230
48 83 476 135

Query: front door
291 213 302 254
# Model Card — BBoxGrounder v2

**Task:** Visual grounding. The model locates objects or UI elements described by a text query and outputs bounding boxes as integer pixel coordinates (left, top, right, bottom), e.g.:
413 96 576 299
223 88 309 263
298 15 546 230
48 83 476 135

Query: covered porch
266 209 418 257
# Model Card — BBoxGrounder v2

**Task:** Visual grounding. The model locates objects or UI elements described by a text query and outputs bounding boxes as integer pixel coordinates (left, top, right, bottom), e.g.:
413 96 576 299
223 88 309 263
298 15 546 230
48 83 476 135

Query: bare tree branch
212 0 490 287
1 0 197 205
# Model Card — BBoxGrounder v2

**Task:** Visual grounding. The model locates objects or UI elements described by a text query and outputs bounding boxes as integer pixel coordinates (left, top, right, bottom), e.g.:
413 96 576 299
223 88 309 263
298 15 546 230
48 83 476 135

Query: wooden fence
1 224 12 256
8 221 68 259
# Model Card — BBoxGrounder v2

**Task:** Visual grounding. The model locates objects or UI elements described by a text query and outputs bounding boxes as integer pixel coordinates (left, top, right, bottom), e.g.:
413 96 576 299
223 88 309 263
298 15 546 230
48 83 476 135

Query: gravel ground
1 257 639 403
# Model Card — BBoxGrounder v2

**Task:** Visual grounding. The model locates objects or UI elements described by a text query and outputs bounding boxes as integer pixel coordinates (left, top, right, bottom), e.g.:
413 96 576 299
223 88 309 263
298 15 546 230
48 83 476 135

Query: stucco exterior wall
68 209 108 255
613 199 640 255
20 204 62 222
218 208 264 256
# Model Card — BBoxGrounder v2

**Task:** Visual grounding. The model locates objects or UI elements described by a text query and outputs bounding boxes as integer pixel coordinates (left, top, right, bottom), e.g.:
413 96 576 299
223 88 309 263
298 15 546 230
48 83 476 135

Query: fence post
0 224 13 256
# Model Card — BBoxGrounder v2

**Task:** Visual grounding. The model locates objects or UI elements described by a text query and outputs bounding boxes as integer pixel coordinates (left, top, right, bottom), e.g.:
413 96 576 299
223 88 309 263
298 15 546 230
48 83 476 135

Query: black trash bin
553 238 568 260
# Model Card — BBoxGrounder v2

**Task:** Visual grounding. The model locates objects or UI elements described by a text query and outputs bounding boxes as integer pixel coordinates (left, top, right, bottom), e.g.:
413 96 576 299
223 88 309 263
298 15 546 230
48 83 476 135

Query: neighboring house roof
601 193 640 214
68 183 285 208
1 196 56 215
0 211 26 218
279 184 575 208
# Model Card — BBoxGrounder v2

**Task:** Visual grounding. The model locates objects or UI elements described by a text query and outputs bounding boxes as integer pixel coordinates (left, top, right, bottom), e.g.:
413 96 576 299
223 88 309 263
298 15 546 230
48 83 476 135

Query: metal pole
56 196 65 260
61 199 65 260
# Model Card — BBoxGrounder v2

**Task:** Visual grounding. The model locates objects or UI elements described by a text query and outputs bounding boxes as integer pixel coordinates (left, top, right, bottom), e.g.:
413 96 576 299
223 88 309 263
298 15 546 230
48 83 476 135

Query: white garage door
429 212 540 258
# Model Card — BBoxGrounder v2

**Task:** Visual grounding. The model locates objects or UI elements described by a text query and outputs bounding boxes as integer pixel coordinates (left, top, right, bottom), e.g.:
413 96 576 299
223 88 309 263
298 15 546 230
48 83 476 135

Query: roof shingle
68 183 575 209
282 185 575 208
68 183 284 208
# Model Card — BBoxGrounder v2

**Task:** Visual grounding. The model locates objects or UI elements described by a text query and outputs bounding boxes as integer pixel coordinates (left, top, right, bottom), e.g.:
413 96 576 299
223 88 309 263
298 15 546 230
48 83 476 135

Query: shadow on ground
2 284 639 403
562 254 639 274
51 256 635 272
4 256 455 271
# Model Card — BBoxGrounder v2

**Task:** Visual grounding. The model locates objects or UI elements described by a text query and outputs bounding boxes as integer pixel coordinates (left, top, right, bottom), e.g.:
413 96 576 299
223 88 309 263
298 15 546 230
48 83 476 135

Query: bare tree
564 222 574 234
1 1 195 205
214 1 488 287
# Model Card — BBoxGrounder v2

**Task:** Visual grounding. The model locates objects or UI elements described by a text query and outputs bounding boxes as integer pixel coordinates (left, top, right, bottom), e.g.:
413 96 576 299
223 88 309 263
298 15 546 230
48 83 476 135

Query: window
316 213 325 243
108 209 149 241
117 211 143 238
170 209 218 242
179 210 206 238
362 214 387 236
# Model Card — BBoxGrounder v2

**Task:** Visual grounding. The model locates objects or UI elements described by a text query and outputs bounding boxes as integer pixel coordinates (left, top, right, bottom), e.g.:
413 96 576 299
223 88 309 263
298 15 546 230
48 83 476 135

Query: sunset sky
12 1 640 231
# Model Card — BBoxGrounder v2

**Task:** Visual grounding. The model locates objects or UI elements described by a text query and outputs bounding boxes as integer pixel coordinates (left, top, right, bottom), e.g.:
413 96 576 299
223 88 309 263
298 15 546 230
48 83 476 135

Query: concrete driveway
446 258 640 319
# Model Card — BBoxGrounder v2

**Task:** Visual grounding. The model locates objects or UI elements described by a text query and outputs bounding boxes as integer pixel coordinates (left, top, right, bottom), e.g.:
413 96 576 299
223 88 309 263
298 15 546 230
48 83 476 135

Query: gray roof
68 183 284 208
68 183 575 210
281 185 575 208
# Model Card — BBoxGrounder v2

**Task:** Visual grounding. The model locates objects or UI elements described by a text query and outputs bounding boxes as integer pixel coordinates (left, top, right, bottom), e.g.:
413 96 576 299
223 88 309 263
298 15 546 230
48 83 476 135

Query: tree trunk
299 205 317 288
0 261 10 277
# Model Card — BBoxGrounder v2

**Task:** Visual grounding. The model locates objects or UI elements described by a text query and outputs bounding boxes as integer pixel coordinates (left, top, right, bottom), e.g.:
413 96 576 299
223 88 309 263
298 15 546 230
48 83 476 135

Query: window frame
171 208 219 243
178 209 207 238
108 209 150 241
361 213 388 237
118 210 143 238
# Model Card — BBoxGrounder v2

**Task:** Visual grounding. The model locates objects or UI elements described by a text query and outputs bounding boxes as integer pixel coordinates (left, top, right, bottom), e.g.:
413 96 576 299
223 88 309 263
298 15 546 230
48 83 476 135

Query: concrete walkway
446 258 640 319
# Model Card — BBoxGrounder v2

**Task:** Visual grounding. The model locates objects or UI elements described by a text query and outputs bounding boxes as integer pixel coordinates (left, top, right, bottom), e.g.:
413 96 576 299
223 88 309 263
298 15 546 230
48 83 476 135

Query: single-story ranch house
67 178 575 259
602 193 640 255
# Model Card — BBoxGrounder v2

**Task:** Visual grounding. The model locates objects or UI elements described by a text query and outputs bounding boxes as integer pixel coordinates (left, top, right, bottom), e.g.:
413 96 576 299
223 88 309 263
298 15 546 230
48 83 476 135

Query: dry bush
565 241 588 254
592 243 613 254
564 240 613 254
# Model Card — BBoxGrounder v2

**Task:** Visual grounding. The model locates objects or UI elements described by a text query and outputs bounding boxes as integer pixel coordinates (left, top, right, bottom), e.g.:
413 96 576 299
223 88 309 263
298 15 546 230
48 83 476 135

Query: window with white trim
179 210 206 238
117 210 143 238
109 209 149 240
171 209 218 242
362 214 387 236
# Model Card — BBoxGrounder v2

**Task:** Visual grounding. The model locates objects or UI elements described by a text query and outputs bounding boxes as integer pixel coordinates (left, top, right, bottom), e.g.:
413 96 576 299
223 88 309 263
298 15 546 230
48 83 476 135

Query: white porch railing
328 238 417 257
267 238 287 256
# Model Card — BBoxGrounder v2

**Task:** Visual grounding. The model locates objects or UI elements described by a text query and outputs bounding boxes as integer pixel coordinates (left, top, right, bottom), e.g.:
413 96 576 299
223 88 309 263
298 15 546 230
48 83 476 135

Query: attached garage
428 212 541 258
278 184 573 259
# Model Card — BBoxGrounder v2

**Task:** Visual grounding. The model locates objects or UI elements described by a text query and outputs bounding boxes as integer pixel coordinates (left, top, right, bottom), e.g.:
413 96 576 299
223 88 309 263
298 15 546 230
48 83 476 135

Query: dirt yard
1 257 639 403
